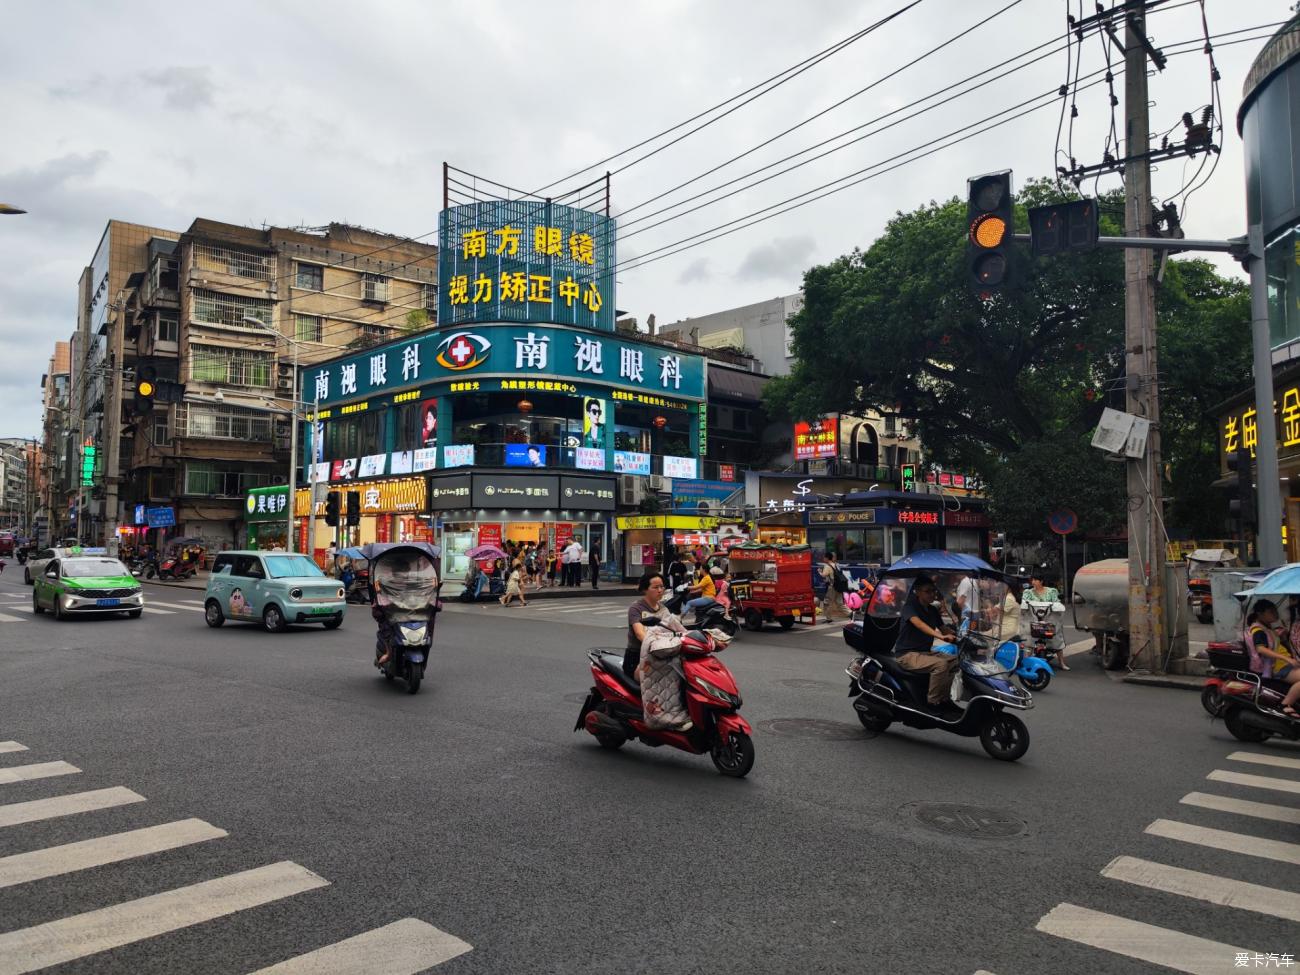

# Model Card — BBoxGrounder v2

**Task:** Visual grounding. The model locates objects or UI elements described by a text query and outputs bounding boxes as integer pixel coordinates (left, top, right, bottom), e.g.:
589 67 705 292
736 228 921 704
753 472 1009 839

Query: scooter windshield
372 554 438 612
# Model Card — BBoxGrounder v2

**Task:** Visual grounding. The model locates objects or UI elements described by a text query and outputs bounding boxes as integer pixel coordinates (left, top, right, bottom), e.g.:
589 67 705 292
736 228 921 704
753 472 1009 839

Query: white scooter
1022 599 1068 675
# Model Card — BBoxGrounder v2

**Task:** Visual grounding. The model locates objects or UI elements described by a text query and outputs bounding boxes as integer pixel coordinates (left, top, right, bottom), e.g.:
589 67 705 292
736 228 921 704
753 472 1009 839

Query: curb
1121 673 1203 691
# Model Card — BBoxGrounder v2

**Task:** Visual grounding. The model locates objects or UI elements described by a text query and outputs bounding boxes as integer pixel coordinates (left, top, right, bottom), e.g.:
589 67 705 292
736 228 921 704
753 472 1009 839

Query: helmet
679 630 714 655
709 566 725 577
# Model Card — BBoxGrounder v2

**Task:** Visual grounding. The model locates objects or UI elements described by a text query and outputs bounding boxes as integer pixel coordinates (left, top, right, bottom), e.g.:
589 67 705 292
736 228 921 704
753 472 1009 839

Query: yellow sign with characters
1221 382 1300 459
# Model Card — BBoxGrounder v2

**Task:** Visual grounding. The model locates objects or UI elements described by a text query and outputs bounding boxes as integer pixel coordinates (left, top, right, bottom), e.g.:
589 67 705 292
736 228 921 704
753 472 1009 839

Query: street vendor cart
727 542 818 631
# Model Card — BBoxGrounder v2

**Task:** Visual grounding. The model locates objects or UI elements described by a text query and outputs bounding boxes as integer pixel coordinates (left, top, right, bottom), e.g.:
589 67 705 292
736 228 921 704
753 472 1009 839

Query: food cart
1185 548 1239 624
726 542 818 631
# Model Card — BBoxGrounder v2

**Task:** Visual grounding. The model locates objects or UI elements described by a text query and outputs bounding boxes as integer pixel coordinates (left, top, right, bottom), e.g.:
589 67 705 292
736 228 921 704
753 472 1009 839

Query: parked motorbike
662 582 739 637
574 622 754 777
363 542 441 695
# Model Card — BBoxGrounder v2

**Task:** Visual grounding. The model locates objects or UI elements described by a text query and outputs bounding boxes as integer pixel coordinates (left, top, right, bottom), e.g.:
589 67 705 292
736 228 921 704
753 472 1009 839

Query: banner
358 454 387 478
478 523 503 548
662 455 697 479
413 447 439 472
505 443 547 467
582 397 606 448
419 398 439 449
794 416 839 461
613 450 651 475
444 444 475 468
390 450 414 475
575 446 605 471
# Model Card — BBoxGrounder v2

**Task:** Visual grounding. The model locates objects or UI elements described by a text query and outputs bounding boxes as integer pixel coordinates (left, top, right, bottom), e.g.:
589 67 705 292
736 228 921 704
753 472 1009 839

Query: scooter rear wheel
1201 685 1229 718
595 732 626 750
710 732 755 778
979 714 1030 761
856 708 892 733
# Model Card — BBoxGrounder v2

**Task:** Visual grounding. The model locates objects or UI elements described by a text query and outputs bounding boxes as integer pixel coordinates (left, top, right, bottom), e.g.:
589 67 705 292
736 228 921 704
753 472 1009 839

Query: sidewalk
140 571 639 600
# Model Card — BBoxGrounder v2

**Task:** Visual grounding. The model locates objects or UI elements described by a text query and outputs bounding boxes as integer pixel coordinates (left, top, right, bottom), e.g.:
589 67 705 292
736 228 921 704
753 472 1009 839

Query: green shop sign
439 199 616 332
309 323 706 408
245 485 290 522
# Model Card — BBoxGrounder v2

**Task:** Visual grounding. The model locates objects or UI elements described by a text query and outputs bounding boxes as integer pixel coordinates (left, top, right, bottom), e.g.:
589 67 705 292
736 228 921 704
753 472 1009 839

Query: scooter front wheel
710 732 755 778
1201 685 1229 718
1020 670 1051 692
980 713 1030 762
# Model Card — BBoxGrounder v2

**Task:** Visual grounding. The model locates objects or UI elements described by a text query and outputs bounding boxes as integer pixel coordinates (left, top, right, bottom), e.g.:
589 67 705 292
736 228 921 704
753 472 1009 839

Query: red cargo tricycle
727 543 818 631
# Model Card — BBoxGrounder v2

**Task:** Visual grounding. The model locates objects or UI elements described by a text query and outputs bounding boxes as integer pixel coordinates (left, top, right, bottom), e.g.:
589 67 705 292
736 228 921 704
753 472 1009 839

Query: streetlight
0 204 27 215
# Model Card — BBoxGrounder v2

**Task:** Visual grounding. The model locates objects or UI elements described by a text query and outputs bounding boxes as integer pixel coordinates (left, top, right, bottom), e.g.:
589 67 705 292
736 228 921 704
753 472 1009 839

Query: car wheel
32 592 44 615
204 600 225 628
322 617 343 630
23 568 31 586
51 597 63 622
262 603 287 633
126 609 142 619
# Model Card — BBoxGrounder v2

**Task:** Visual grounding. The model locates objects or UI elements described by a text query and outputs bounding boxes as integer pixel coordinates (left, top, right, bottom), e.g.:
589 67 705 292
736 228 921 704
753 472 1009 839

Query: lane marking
1102 855 1300 922
1181 791 1300 826
144 602 200 612
1227 750 1300 772
1145 818 1300 865
0 860 329 975
1207 769 1300 796
0 818 227 889
0 612 26 624
140 607 175 616
0 742 29 754
0 762 80 786
0 787 146 829
1035 902 1251 975
248 918 472 974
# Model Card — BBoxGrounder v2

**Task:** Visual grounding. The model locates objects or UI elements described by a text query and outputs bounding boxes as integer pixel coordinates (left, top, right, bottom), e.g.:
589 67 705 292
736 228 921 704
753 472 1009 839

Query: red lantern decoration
653 415 667 429
517 399 533 413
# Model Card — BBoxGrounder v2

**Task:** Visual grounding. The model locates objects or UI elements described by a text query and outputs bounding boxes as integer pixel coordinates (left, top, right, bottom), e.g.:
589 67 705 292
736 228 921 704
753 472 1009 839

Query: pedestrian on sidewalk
546 550 558 588
589 547 601 590
820 554 848 622
500 559 527 608
563 538 584 587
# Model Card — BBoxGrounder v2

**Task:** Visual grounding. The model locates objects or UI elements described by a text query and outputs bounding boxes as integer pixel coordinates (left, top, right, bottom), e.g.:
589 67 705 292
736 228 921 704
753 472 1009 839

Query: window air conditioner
648 474 667 492
277 378 293 391
619 475 642 506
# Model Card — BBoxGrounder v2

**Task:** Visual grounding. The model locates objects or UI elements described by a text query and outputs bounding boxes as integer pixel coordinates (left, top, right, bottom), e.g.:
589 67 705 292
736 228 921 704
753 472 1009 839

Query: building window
184 463 276 497
294 314 322 343
189 345 274 388
156 315 179 344
191 289 272 330
153 413 171 447
423 282 438 313
296 263 324 291
193 243 273 281
183 405 274 442
363 274 388 303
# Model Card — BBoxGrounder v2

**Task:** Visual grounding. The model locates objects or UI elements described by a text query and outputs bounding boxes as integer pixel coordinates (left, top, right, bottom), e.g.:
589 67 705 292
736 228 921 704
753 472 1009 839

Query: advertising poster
613 450 651 475
505 443 547 468
311 461 330 484
575 446 605 471
330 458 357 481
662 455 698 479
420 398 439 449
444 444 475 468
581 397 606 448
390 450 414 475
639 544 656 565
358 454 387 478
477 523 503 548
555 522 574 549
413 448 438 472
718 463 736 482
311 421 325 462
793 416 839 461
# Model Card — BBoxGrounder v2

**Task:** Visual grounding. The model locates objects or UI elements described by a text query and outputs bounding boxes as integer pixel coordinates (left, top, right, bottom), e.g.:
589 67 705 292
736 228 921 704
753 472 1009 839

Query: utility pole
103 300 125 556
1123 0 1165 673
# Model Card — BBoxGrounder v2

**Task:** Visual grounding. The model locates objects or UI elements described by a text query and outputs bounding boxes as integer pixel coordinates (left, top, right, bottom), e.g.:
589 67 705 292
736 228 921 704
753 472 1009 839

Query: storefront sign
944 510 991 528
671 479 737 512
759 475 870 513
309 323 706 407
613 450 651 475
414 447 439 472
698 405 708 456
1220 379 1300 461
427 474 472 510
794 416 839 461
575 446 605 471
505 444 547 467
244 487 289 523
145 506 176 528
133 504 145 526
897 509 940 525
478 523 503 548
663 455 698 479
472 474 559 508
924 468 982 492
808 509 878 525
671 532 715 546
444 444 475 468
439 199 616 331
358 454 387 478
718 463 735 482
560 477 617 511
616 514 722 530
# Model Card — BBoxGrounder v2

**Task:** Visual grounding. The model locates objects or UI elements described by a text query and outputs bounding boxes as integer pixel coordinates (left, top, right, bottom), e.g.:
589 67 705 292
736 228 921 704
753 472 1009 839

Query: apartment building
38 341 71 543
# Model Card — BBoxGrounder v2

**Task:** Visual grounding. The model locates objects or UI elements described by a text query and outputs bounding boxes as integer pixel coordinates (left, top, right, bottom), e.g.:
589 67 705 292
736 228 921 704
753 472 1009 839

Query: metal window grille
363 274 389 302
188 345 275 388
191 290 272 330
296 263 323 290
181 405 274 442
294 314 322 343
193 242 274 281
423 283 439 313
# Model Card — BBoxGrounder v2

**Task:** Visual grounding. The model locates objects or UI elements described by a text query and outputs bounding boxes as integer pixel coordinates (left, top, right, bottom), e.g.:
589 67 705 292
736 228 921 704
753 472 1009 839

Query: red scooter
574 626 755 777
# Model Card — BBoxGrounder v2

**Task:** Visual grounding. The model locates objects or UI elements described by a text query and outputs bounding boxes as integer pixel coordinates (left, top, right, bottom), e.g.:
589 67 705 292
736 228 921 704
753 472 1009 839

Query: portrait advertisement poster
582 397 606 449
419 398 439 449
412 448 438 473
311 462 330 484
613 450 651 475
330 458 357 481
575 446 605 471
443 444 475 468
662 455 698 479
390 450 414 475
358 454 387 478
505 443 548 468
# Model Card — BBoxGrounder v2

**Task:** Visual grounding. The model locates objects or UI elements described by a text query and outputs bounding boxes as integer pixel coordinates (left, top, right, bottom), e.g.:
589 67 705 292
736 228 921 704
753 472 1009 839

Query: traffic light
133 366 158 414
325 491 340 527
345 491 361 527
966 171 1014 294
154 380 186 404
1027 199 1099 257
1227 446 1256 534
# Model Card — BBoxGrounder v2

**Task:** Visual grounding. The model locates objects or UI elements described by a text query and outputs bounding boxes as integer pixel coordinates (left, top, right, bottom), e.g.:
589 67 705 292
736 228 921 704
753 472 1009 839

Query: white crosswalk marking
1145 818 1300 865
0 742 29 753
0 761 79 785
249 918 472 974
1181 790 1300 826
1035 902 1252 975
0 787 146 829
0 612 26 624
0 860 329 975
0 818 227 889
1207 768 1300 796
145 601 198 611
1227 750 1300 772
140 607 175 615
1102 855 1300 922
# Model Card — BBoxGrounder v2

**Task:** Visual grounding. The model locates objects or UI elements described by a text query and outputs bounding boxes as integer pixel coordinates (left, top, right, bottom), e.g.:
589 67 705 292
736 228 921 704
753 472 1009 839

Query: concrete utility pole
1246 224 1285 567
1124 0 1165 672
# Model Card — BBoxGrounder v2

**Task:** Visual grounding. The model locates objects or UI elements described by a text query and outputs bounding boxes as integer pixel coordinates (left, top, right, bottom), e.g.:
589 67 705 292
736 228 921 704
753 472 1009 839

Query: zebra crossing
0 589 204 624
0 738 472 972
1026 748 1300 973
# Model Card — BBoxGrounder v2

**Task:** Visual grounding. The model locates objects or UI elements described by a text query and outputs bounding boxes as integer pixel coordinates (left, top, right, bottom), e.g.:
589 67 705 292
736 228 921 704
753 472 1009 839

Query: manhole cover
904 802 1027 839
757 718 865 740
776 678 837 690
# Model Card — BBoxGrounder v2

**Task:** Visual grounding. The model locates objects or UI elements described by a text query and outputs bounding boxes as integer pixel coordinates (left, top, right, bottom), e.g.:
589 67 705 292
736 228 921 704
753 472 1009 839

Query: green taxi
33 556 145 620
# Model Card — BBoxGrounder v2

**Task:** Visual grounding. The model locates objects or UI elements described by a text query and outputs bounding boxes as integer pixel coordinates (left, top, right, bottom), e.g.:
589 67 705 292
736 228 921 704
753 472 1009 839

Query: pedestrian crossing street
0 737 472 973
985 748 1300 974
0 588 204 624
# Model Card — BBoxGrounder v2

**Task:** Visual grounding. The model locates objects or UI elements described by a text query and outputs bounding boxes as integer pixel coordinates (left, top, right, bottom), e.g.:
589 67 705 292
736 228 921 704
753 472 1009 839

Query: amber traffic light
966 171 1014 294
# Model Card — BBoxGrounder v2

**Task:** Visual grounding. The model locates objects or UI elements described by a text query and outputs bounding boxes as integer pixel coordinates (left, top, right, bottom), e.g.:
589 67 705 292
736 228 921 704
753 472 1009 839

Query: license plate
310 606 335 615
96 598 121 607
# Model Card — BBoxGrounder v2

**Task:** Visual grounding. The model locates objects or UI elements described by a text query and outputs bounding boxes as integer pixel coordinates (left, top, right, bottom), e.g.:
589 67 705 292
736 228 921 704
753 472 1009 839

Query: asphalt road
0 573 1295 974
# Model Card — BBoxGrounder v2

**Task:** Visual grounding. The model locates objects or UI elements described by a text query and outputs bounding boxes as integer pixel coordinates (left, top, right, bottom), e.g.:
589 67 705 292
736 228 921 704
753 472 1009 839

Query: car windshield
62 558 130 578
263 555 324 579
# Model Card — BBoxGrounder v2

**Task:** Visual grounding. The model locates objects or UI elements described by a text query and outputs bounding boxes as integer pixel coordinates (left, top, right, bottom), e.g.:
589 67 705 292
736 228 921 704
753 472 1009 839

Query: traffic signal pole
1246 225 1285 568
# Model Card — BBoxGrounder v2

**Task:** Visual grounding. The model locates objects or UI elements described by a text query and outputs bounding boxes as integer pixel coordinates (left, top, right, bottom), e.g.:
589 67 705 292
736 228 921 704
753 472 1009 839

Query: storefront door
442 528 476 581
589 523 606 564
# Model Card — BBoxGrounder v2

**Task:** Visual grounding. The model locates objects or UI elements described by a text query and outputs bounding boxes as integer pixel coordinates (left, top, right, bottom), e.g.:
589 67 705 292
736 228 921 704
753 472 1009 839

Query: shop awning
708 367 768 402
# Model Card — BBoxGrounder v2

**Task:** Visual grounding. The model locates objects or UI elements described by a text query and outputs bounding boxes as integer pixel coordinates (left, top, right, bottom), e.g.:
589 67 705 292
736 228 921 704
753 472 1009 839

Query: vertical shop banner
718 463 736 482
575 446 605 471
419 398 439 450
478 523 503 548
376 518 391 543
582 397 607 448
555 522 574 549
793 416 839 460
444 444 475 468
698 405 708 457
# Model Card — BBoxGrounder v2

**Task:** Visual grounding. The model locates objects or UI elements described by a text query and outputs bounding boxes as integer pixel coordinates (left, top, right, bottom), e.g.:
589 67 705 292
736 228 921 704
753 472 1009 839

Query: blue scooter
994 639 1054 692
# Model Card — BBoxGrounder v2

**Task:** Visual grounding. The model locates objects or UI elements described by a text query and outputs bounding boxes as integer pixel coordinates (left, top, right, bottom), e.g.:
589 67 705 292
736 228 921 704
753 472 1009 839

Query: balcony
189 243 274 296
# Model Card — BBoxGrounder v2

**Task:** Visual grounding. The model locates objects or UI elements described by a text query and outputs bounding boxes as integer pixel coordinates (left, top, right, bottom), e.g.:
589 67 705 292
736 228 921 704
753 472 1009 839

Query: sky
0 0 1289 438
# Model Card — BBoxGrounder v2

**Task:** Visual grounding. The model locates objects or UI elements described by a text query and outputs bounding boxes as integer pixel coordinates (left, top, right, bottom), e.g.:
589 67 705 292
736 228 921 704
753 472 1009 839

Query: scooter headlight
692 675 740 708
